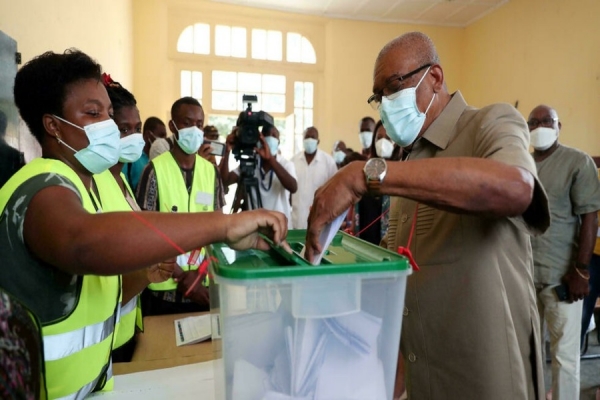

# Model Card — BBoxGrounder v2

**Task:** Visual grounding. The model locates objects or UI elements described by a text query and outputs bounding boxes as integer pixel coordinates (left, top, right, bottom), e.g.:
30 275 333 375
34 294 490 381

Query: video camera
233 94 274 177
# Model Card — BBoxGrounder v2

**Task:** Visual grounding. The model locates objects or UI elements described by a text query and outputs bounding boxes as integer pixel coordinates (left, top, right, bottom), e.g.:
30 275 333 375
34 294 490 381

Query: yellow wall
132 0 463 154
463 0 600 154
0 0 134 88
4 0 599 155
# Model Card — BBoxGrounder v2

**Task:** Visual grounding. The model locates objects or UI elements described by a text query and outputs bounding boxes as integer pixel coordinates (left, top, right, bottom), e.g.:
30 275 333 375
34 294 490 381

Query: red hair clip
102 73 119 88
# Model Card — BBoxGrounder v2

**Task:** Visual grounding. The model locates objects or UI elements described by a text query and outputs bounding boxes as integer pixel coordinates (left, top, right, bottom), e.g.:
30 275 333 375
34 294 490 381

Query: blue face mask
264 136 279 156
119 133 145 163
173 121 203 155
379 66 435 147
303 138 318 154
333 150 346 164
53 115 121 174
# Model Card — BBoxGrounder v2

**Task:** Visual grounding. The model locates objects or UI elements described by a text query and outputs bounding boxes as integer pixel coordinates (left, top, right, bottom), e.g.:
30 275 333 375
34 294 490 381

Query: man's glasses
527 117 558 129
367 63 432 110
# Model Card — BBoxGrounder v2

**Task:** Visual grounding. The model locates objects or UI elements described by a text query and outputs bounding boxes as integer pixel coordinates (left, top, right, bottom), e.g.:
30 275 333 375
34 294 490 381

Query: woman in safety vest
0 49 289 400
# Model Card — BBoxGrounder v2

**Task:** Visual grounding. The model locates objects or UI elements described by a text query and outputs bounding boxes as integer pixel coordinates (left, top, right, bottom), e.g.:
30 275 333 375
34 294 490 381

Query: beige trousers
537 285 583 400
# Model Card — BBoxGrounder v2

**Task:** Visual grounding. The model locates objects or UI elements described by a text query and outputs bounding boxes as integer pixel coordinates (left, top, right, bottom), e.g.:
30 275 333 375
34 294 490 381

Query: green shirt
531 144 600 285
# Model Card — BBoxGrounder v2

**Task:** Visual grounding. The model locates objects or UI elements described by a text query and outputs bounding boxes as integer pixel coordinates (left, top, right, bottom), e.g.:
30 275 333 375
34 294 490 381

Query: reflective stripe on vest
0 158 120 400
93 170 141 349
44 312 115 361
148 152 215 291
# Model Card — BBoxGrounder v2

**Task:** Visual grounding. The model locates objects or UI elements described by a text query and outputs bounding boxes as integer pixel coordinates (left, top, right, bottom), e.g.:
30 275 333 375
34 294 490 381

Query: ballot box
208 230 411 400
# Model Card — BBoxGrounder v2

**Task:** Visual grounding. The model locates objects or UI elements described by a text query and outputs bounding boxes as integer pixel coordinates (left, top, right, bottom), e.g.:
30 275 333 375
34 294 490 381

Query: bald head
527 105 561 132
376 32 440 76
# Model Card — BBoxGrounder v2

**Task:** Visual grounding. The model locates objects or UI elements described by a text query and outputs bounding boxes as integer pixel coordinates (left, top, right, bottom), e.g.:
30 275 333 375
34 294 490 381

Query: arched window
175 24 318 159
177 23 210 54
286 33 316 64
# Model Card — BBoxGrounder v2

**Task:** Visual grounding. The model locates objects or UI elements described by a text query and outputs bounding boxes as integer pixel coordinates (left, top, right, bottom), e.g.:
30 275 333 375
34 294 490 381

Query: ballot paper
174 314 212 346
301 210 348 265
229 309 385 399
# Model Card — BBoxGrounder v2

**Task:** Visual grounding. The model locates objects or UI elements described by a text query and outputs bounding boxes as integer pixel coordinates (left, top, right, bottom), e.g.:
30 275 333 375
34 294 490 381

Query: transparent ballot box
208 230 411 400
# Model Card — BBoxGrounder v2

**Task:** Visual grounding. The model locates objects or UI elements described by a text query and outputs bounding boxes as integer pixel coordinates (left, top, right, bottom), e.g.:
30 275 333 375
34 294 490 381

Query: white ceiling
210 0 509 27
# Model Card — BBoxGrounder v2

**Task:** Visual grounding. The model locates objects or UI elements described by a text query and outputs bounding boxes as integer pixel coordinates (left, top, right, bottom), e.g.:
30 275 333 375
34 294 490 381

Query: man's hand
305 162 367 263
224 209 291 253
198 142 213 160
147 257 176 283
255 134 273 164
563 265 590 302
173 268 210 306
225 130 237 152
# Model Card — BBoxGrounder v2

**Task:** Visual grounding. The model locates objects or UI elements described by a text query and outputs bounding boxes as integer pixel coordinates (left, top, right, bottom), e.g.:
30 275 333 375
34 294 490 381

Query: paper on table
174 314 212 346
301 209 348 265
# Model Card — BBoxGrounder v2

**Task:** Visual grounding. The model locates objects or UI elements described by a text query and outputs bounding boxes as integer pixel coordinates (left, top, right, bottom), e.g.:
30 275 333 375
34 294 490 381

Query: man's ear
42 114 61 140
168 120 178 136
430 64 444 93
558 121 562 131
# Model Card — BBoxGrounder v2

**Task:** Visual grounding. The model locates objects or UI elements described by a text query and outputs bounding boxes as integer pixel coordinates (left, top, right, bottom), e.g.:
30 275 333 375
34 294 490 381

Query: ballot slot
208 230 411 400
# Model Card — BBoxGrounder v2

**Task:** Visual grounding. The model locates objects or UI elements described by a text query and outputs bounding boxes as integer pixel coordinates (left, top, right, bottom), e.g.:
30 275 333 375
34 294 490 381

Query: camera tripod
231 157 263 213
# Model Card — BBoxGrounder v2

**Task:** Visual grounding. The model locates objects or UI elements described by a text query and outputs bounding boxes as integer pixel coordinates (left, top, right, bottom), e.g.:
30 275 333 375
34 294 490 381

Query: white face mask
358 131 373 149
530 127 558 151
303 138 318 154
375 138 394 159
333 150 346 164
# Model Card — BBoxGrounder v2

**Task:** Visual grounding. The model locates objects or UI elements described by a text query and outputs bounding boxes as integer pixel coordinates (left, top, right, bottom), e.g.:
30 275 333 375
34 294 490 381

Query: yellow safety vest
148 152 215 291
93 170 144 350
0 158 120 400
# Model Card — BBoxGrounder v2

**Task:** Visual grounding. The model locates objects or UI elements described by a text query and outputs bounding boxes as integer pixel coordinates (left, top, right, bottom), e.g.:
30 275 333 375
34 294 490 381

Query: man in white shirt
291 126 338 229
222 124 297 228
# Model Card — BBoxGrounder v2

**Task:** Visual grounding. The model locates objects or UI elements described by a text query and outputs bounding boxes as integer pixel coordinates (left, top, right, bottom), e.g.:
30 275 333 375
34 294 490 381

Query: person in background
528 104 600 400
352 120 399 244
332 140 349 167
581 174 600 354
291 126 337 229
305 32 550 400
136 97 225 316
221 124 297 226
94 73 176 363
0 109 25 188
0 49 289 399
358 116 375 158
122 116 166 191
200 125 220 166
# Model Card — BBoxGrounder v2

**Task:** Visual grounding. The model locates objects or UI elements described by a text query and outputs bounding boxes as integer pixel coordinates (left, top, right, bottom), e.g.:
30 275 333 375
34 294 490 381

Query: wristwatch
363 157 387 195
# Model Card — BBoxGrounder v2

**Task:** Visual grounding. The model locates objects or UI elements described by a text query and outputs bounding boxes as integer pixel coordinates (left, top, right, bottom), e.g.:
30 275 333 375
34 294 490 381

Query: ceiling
210 0 509 27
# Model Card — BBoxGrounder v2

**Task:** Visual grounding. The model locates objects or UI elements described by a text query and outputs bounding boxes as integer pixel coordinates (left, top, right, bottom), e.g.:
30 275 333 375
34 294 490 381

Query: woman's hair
102 73 136 115
13 49 102 144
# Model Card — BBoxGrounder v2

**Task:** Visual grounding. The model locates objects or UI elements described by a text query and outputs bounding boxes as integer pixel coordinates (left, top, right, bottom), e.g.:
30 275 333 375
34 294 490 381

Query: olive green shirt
531 144 600 285
386 91 550 400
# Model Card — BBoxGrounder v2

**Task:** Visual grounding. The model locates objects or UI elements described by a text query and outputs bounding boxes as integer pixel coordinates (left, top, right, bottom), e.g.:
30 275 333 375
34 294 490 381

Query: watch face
365 158 386 179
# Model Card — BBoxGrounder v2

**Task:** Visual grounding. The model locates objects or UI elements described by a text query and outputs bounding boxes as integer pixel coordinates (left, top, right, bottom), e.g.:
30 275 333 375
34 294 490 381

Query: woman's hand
224 209 291 253
146 257 176 283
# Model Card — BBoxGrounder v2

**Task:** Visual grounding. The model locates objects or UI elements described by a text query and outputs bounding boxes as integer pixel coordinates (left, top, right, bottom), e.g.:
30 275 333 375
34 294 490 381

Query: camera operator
222 124 297 228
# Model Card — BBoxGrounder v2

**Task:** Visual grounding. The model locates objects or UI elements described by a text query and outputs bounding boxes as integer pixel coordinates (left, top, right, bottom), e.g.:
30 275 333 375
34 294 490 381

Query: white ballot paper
301 209 348 265
174 314 212 346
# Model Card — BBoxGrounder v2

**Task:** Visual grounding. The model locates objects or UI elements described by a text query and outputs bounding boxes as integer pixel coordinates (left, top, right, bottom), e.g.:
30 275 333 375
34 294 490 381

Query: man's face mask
530 127 558 151
173 121 204 155
53 115 121 174
359 131 373 149
379 66 435 147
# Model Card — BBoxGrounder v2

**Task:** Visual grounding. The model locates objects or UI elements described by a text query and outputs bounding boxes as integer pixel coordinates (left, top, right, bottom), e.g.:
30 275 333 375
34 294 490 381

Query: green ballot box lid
208 229 410 280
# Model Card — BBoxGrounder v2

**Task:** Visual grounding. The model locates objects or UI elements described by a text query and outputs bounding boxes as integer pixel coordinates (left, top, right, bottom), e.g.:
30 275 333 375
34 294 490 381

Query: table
113 312 220 375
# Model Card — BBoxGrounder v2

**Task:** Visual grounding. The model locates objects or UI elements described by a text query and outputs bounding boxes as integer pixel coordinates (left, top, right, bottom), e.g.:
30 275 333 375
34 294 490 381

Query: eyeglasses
527 117 558 129
367 63 432 110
